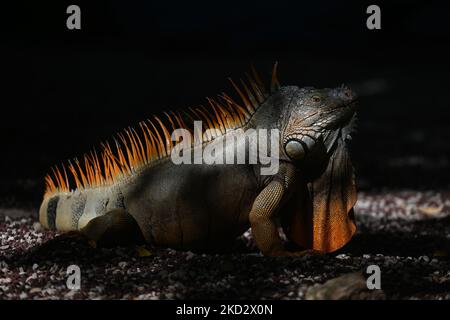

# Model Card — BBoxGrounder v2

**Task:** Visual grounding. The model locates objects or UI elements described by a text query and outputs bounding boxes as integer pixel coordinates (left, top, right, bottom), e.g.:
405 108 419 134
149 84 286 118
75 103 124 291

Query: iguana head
282 85 357 163
279 85 358 253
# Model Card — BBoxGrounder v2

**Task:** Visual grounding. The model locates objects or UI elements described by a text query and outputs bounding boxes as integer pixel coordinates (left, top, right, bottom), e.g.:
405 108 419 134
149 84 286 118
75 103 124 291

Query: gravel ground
0 191 449 300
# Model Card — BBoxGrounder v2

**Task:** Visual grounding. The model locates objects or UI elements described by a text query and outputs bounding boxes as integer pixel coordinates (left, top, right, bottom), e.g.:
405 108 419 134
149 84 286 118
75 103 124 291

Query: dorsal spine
44 64 281 197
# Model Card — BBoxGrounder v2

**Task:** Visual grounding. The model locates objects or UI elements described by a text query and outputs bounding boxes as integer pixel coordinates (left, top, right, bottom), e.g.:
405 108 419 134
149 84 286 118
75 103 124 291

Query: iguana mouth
320 100 357 151
324 100 357 130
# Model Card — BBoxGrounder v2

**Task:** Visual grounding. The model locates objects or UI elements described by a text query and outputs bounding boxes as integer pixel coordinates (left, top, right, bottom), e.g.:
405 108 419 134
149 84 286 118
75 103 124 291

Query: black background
1 1 449 206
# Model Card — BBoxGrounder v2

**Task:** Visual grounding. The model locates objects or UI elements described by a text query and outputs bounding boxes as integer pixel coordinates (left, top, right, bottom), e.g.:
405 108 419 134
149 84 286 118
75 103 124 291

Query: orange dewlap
285 139 357 253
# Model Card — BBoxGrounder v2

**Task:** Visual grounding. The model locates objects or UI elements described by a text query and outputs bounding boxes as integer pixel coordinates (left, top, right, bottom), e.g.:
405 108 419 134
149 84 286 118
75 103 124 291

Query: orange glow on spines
43 64 278 197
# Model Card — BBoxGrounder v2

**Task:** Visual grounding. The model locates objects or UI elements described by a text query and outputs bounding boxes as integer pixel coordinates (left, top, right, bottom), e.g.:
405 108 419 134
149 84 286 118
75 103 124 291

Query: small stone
185 251 195 261
165 292 174 299
33 222 43 232
26 273 38 283
64 290 78 298
30 288 42 294
136 246 152 257
306 272 386 300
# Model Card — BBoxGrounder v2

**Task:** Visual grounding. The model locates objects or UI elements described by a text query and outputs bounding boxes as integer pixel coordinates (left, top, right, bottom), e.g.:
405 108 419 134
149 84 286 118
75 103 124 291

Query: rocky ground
0 191 449 300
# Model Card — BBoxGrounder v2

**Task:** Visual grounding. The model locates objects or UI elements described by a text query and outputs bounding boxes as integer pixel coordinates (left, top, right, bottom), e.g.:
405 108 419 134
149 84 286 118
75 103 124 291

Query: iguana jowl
39 65 358 256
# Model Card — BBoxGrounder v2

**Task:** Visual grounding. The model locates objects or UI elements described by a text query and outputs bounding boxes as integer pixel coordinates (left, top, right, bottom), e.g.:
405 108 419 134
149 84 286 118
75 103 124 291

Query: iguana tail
39 186 125 232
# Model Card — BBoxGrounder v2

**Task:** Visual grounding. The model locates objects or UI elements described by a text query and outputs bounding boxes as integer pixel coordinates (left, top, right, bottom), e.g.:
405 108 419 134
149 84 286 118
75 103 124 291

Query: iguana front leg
249 165 316 257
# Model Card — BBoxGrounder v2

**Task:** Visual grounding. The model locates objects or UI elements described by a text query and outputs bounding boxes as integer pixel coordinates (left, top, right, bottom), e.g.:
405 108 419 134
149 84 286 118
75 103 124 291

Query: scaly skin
39 85 358 256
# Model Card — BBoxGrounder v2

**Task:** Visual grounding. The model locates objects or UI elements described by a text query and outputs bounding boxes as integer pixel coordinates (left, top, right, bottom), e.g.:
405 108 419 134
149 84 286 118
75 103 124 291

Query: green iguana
39 64 358 256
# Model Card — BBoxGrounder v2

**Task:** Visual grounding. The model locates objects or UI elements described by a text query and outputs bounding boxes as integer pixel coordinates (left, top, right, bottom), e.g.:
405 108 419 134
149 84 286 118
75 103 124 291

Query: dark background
1 0 449 207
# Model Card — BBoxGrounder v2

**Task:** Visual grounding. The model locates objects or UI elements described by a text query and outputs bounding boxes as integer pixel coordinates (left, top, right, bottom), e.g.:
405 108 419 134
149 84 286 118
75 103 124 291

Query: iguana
39 64 358 256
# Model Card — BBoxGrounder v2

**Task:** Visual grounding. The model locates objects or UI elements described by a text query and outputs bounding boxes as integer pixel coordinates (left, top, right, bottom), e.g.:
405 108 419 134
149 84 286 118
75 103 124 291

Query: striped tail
39 186 125 232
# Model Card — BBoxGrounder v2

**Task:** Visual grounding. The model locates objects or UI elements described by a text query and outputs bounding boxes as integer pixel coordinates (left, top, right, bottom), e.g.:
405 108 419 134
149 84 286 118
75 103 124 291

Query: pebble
26 273 38 283
30 287 42 294
64 290 78 298
165 293 174 299
185 251 195 261
32 222 43 232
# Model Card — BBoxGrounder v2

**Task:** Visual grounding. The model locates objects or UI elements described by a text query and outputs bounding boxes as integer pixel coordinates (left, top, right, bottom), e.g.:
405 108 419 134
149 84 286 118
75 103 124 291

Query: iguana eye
285 140 305 160
312 95 321 103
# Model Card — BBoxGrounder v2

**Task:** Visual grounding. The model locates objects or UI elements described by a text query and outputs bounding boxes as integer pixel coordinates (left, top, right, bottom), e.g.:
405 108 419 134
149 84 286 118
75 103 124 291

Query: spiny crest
44 63 281 197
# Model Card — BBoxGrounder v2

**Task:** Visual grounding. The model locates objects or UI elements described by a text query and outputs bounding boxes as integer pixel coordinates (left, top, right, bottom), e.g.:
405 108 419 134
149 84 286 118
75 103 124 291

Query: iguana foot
80 209 145 248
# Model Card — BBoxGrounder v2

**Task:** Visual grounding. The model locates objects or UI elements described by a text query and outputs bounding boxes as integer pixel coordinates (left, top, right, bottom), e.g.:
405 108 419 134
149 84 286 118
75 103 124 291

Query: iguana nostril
285 140 305 160
343 89 356 101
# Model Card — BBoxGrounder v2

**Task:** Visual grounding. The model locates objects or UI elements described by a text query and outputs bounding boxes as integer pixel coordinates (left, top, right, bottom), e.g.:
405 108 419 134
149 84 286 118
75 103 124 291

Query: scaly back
44 64 281 198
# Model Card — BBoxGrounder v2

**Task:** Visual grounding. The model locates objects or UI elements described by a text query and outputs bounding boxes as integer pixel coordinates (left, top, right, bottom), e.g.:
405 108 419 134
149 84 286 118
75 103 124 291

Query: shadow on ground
1 213 449 299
